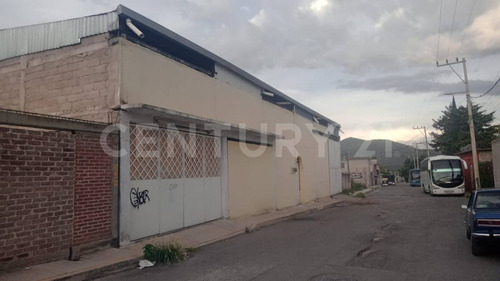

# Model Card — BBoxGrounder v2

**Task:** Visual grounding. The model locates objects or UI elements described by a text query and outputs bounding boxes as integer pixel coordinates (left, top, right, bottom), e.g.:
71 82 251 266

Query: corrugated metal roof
0 5 340 129
0 11 118 61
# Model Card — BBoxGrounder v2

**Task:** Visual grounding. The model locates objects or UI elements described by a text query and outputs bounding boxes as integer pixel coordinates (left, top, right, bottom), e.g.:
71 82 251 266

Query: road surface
98 184 500 281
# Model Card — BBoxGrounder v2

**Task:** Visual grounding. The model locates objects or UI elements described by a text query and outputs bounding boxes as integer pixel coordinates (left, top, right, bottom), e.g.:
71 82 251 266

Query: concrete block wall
0 34 120 123
0 127 115 270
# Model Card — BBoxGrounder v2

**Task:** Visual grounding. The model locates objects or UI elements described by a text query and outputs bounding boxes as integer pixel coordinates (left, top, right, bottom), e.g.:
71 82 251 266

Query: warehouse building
0 5 342 252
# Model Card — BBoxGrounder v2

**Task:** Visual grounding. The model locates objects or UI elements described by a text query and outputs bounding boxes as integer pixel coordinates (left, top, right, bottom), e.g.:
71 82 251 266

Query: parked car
381 174 395 186
462 188 500 256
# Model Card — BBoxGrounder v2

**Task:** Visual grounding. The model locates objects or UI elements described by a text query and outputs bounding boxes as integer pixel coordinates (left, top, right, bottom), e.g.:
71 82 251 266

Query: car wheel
466 228 471 240
471 237 483 256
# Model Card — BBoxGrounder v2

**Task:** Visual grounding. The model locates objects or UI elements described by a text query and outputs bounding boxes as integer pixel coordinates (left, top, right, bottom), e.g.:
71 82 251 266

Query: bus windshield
410 170 420 179
431 159 463 188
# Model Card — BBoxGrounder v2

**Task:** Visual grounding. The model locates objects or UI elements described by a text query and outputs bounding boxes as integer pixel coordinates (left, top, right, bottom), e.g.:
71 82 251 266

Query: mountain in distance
340 137 440 171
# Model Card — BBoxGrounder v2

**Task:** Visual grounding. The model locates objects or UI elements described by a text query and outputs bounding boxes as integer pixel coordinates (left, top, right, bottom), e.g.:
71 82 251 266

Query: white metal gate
328 139 342 195
128 124 222 240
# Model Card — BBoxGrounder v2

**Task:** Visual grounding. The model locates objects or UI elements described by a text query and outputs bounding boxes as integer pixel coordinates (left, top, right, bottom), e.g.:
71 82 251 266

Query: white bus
420 155 466 195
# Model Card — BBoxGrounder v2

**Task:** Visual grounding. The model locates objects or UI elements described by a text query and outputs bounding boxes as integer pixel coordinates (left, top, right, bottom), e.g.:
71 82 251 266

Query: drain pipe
126 18 144 38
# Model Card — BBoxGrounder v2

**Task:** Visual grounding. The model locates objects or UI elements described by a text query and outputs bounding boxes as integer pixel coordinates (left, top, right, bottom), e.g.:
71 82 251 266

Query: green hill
340 137 440 171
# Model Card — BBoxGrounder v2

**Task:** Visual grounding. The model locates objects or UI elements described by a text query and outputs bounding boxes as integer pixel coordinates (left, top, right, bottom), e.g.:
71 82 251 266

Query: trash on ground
138 260 155 269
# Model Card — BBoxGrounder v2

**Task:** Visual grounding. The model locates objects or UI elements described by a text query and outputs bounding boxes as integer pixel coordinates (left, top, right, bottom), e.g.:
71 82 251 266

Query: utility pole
346 151 351 188
412 149 416 169
346 151 351 176
413 126 430 157
413 142 421 169
437 57 480 189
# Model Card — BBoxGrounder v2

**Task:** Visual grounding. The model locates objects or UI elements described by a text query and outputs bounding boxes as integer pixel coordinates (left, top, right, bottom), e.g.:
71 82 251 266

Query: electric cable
446 0 459 59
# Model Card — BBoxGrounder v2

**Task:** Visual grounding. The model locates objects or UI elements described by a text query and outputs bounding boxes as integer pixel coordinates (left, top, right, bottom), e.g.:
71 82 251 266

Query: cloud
249 9 266 27
2 0 500 141
338 71 498 95
310 0 330 13
464 3 500 52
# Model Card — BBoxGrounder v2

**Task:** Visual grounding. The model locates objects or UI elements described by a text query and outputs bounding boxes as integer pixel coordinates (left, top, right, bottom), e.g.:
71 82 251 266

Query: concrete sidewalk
0 193 363 281
353 185 380 196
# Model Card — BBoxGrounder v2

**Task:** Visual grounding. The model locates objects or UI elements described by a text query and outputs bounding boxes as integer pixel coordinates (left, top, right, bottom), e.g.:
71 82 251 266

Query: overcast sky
3 0 500 146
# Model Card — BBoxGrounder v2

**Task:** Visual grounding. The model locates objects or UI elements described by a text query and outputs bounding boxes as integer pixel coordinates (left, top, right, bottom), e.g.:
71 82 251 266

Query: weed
351 183 366 191
142 242 191 264
342 183 366 196
354 192 366 198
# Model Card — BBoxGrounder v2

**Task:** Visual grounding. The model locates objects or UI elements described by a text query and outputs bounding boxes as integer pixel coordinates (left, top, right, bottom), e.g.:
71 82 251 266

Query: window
431 159 463 188
341 163 345 169
475 192 500 209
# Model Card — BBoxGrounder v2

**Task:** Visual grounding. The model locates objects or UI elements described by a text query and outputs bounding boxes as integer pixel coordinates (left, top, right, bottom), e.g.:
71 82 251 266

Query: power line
473 126 492 146
437 0 443 61
457 96 466 106
472 75 500 98
457 0 477 58
446 0 459 59
413 126 430 157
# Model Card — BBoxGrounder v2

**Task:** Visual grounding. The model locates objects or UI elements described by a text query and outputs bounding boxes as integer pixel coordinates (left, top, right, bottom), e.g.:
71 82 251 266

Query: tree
379 166 391 175
429 98 496 154
399 158 415 182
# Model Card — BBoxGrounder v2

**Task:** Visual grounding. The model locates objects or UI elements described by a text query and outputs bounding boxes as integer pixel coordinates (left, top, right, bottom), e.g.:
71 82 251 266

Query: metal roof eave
116 5 340 129
120 104 283 142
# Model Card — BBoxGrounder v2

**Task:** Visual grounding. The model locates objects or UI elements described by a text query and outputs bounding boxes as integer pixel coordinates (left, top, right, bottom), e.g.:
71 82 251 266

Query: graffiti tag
130 187 150 208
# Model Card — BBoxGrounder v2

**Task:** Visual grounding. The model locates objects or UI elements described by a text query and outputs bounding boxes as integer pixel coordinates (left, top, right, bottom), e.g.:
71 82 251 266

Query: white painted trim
119 112 131 246
221 137 229 218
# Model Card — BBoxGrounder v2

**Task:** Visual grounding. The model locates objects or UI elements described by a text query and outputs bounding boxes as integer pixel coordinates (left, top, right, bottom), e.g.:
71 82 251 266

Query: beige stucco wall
294 114 330 202
120 39 336 214
0 34 120 123
120 39 262 131
227 141 275 218
261 102 300 209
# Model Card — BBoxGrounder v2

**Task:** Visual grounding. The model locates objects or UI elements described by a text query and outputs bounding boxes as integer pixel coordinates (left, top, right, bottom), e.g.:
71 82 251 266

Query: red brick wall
0 127 114 269
73 132 112 246
0 128 75 267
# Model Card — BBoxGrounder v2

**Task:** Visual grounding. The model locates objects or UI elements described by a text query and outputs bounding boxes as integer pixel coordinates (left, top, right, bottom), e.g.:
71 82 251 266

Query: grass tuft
142 242 193 264
342 183 366 195
354 192 366 198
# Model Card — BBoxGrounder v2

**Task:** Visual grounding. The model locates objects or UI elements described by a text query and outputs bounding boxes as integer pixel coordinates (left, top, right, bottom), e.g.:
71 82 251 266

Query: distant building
341 157 380 188
456 148 493 191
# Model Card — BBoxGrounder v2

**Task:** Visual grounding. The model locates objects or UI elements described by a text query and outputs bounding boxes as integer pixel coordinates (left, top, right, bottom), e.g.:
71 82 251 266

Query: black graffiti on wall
130 187 150 208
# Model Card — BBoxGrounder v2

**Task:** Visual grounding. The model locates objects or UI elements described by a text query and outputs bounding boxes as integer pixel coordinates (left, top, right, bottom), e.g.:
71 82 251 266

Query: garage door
328 139 342 195
127 124 222 240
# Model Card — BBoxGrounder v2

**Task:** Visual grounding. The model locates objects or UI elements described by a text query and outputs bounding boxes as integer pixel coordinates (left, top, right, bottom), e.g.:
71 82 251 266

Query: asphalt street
98 184 500 281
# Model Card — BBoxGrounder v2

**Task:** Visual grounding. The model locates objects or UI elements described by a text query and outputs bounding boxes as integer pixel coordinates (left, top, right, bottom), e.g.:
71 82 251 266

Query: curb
352 186 378 197
18 198 349 281
51 257 141 281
